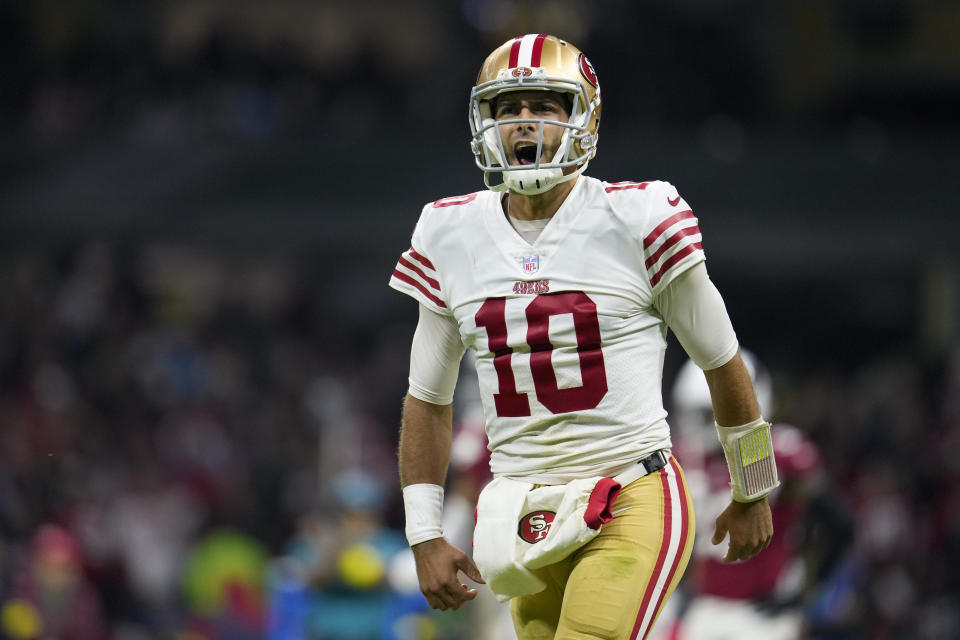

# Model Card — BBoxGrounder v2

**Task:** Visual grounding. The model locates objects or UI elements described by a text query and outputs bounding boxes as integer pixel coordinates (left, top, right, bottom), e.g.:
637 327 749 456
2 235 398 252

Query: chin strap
488 161 587 195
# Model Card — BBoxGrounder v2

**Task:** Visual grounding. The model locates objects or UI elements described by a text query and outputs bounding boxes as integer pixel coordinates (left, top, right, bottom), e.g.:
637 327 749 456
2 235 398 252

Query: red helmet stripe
530 33 547 66
508 36 522 68
510 34 549 69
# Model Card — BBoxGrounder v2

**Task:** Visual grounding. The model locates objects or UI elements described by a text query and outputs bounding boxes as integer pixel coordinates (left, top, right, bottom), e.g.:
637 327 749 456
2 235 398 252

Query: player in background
666 351 853 640
389 34 778 640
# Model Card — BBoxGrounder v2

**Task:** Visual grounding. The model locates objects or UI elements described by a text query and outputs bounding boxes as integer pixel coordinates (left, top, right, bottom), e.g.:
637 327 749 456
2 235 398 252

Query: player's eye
537 100 563 113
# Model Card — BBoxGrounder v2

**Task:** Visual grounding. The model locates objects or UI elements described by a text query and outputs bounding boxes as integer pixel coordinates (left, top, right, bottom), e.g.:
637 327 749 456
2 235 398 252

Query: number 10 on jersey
475 291 609 417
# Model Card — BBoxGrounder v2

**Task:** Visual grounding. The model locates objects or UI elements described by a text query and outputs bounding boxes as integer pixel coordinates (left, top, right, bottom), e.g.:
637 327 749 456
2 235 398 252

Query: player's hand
711 496 773 563
411 537 486 611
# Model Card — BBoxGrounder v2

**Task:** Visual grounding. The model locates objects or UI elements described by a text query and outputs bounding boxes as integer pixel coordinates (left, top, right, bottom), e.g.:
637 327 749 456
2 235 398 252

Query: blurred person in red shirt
662 352 852 640
3 524 106 640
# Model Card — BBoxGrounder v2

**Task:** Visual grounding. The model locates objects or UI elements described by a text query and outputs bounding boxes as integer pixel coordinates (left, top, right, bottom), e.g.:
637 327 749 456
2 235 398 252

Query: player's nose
514 106 539 129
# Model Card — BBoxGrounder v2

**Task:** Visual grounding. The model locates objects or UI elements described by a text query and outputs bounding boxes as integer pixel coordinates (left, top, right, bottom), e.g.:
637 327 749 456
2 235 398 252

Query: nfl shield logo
522 255 540 274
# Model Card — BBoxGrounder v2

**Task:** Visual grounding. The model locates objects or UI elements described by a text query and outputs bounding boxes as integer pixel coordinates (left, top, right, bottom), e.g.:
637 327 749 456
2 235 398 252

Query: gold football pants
510 456 694 640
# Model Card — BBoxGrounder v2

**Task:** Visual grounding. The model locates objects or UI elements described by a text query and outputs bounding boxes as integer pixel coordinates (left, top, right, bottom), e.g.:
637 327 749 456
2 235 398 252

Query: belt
613 449 669 487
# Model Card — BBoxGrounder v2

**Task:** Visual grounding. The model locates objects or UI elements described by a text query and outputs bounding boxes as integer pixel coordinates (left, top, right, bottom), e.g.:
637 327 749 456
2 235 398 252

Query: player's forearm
705 352 778 503
399 393 453 487
703 351 762 426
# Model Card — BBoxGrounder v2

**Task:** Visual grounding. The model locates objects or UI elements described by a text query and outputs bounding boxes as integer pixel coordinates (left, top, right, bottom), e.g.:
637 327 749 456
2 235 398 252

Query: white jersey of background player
392 177 721 483
667 352 816 640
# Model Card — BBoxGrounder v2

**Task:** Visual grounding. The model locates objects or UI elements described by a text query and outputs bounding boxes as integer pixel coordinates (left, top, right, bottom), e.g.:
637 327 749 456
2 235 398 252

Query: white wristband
716 418 780 502
402 483 445 546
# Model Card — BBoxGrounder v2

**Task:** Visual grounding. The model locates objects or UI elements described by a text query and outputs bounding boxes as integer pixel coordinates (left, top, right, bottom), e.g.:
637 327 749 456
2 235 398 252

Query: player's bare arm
399 394 453 487
399 394 485 610
703 353 775 563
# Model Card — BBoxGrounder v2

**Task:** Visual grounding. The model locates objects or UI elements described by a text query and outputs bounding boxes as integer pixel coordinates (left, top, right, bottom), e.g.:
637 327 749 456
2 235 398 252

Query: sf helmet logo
578 54 598 87
512 66 534 78
518 510 556 543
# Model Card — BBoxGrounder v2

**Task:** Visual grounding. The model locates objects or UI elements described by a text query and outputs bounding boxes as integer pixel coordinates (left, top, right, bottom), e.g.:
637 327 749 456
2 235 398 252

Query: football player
389 34 778 640
669 352 850 640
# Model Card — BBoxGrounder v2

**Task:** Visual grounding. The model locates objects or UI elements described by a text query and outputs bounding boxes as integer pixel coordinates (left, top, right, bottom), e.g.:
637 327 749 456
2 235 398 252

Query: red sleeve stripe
644 225 702 270
649 243 703 288
642 210 695 249
604 181 649 193
433 193 478 208
407 247 436 270
391 270 447 309
397 256 441 292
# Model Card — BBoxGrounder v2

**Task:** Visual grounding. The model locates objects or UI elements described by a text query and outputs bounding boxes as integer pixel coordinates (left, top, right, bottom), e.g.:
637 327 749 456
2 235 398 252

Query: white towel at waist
473 475 622 602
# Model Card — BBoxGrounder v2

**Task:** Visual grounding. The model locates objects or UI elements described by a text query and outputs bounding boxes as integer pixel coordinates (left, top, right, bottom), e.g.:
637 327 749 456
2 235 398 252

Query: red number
475 292 608 417
526 292 608 413
475 297 531 417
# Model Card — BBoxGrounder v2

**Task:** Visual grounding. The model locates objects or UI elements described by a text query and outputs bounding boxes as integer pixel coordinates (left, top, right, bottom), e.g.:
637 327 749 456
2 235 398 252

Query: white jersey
390 176 706 483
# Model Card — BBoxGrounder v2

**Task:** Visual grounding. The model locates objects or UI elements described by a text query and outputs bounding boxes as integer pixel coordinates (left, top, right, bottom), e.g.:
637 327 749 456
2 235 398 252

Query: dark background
0 1 957 639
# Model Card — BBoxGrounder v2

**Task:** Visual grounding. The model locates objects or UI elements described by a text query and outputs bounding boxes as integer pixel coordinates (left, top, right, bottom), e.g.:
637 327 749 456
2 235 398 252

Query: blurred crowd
768 349 960 639
0 1 481 145
4 1 957 147
0 244 415 639
0 244 954 639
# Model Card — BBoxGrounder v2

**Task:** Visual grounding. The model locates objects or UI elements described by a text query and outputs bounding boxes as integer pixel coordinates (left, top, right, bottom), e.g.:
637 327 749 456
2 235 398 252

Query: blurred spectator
182 528 269 640
1 524 106 640
274 468 415 639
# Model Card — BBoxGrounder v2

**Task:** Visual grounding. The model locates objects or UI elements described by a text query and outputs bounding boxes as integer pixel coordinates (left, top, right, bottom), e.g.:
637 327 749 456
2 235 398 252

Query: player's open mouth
514 143 539 166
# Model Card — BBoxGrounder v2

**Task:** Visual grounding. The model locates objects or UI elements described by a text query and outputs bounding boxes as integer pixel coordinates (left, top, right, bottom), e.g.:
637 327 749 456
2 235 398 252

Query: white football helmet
469 34 602 195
